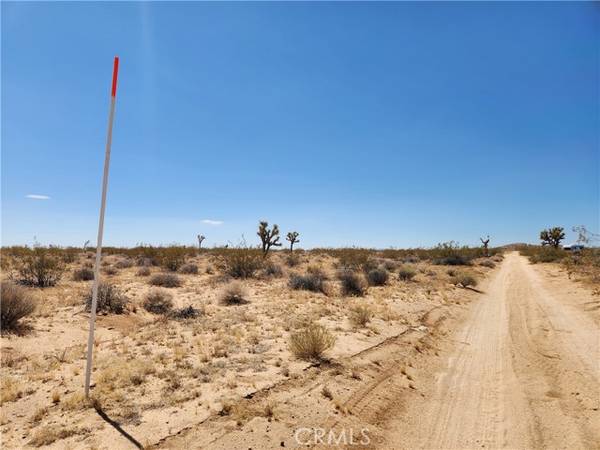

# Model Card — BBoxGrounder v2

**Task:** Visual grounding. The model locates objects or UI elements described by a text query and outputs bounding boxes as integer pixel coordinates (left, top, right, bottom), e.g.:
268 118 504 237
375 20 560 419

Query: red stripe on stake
111 56 119 97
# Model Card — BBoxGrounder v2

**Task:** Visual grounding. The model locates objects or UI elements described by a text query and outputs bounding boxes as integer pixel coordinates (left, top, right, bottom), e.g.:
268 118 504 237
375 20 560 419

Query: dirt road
384 252 599 449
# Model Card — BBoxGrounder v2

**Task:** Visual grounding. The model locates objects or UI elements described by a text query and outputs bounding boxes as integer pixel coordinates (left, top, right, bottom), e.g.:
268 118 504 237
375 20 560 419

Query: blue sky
2 2 598 248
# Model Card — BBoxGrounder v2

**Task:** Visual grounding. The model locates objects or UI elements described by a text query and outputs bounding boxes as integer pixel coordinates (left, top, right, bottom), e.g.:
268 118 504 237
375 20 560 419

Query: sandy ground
1 252 493 449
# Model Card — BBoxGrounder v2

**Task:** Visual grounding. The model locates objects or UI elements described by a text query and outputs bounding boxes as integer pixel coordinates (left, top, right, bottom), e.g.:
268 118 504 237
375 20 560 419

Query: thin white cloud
26 194 50 200
202 219 223 226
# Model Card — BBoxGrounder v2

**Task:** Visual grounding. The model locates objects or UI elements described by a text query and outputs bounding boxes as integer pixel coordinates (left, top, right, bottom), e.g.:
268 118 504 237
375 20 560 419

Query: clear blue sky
2 2 598 248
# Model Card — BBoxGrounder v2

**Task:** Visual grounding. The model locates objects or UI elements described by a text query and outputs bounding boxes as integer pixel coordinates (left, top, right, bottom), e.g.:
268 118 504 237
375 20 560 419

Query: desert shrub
451 272 478 288
398 265 417 281
432 241 474 265
85 282 128 314
1 282 36 330
381 260 397 271
285 254 301 267
136 267 151 277
263 262 283 278
479 259 495 268
14 248 65 287
338 270 367 297
523 246 566 264
179 263 198 274
336 248 377 272
289 268 327 293
219 281 248 305
367 267 389 286
136 257 154 267
160 247 187 272
73 267 94 281
170 305 201 320
349 305 372 328
149 273 181 288
114 258 133 269
218 247 263 279
289 323 336 361
103 266 118 276
143 289 174 314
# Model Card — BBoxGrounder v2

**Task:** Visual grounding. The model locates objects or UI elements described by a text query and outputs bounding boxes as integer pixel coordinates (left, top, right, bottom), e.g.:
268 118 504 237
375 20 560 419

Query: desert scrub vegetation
217 246 263 278
338 269 367 296
398 265 417 281
1 282 35 330
289 322 336 361
451 272 478 288
85 282 128 314
479 259 496 268
73 266 94 281
289 267 328 293
518 245 566 263
219 281 249 305
431 241 475 266
366 267 389 286
143 288 174 314
179 262 198 274
349 305 373 328
263 262 284 278
149 272 182 288
257 221 282 256
160 246 188 271
136 266 151 276
13 247 65 287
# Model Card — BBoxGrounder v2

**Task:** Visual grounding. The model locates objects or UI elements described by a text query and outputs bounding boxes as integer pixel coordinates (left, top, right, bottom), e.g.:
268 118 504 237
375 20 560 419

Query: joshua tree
197 235 206 251
480 236 490 257
257 221 281 256
286 231 300 252
540 227 565 248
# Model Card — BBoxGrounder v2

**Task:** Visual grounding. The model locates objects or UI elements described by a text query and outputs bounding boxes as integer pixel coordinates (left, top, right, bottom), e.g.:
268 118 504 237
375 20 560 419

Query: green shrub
398 265 417 281
338 270 367 297
15 248 65 287
1 282 36 330
143 289 174 314
149 273 181 288
85 282 128 314
366 267 388 286
289 323 335 361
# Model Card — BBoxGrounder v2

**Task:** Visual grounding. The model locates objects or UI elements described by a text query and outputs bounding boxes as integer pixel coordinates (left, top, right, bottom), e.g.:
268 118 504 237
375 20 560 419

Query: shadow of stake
93 404 143 449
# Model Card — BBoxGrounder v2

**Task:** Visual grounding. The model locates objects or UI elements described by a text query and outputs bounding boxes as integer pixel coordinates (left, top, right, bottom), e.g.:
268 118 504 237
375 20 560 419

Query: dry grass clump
219 281 249 305
136 266 151 277
289 267 327 293
114 258 134 269
289 322 336 361
143 288 174 314
479 259 496 268
1 282 36 330
366 267 389 286
218 247 264 279
179 263 199 274
84 282 128 314
29 426 90 447
452 272 478 288
73 267 95 281
103 265 118 276
149 273 182 288
398 265 417 281
286 253 301 267
338 269 367 297
263 262 283 278
349 305 373 328
14 248 64 287
0 376 23 405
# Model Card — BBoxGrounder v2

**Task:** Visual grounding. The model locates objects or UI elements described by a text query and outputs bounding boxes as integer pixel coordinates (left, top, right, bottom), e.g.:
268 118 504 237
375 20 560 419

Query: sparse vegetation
149 273 182 288
84 282 128 314
367 267 389 286
136 266 151 276
219 281 249 305
218 246 263 278
1 282 36 330
289 267 327 293
289 322 336 361
73 267 95 281
338 269 367 296
160 246 188 271
349 305 373 327
451 272 478 288
143 289 174 314
398 265 417 281
179 263 199 274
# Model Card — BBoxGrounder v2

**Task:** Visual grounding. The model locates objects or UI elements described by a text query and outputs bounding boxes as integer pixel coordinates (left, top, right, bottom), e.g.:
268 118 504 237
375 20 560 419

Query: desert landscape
1 228 598 449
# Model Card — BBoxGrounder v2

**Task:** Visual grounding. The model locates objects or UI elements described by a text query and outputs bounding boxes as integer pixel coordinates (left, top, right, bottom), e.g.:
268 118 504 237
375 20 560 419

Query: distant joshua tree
540 227 565 248
480 236 490 257
257 221 281 256
197 235 206 251
286 231 300 252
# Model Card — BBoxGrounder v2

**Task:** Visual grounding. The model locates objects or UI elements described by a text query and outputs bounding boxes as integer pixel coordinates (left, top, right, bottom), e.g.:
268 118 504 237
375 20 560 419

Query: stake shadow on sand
93 403 143 449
